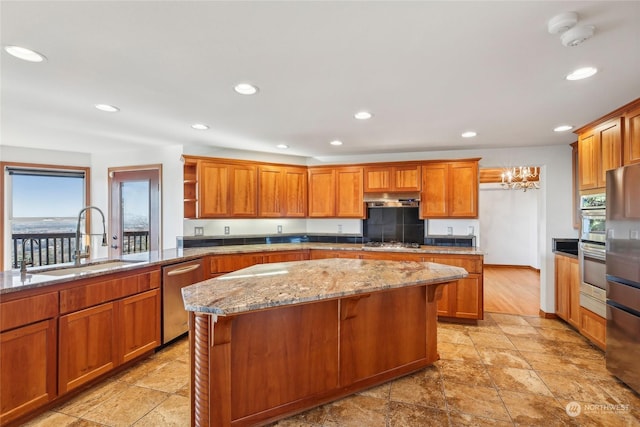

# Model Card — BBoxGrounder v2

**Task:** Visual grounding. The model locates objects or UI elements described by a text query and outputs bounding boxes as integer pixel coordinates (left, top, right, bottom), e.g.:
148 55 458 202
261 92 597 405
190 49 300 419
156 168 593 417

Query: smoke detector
547 12 578 34
561 25 595 47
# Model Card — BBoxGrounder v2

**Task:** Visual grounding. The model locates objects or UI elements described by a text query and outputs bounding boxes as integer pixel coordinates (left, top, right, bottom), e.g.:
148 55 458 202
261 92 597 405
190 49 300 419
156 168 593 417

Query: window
2 164 90 269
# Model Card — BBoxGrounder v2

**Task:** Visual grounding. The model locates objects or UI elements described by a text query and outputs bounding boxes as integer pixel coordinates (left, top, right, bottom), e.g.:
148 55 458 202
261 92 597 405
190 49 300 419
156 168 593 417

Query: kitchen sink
33 260 144 276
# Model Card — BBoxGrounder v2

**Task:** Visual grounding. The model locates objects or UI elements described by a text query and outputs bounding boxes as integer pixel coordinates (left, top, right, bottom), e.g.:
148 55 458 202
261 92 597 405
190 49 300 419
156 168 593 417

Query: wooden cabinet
0 293 58 425
120 289 161 364
58 302 118 394
554 254 580 328
258 165 307 217
578 117 622 190
198 161 257 218
209 253 264 276
58 268 161 393
183 158 198 219
308 167 364 218
580 307 606 350
263 251 308 264
426 254 483 320
624 102 640 165
309 249 363 260
421 161 479 219
363 164 421 192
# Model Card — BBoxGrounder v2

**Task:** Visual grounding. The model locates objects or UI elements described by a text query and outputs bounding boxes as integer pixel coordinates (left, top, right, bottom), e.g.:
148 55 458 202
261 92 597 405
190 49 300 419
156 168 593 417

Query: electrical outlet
338 224 343 233
224 226 230 235
447 226 453 235
194 226 204 236
277 225 283 234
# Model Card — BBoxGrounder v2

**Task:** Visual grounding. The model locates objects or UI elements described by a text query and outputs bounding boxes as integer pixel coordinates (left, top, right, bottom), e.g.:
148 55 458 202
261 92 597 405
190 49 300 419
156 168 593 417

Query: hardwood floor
483 265 540 316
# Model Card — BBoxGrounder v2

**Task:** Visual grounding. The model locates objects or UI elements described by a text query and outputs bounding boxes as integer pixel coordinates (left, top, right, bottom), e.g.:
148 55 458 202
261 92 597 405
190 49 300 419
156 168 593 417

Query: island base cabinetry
190 283 447 426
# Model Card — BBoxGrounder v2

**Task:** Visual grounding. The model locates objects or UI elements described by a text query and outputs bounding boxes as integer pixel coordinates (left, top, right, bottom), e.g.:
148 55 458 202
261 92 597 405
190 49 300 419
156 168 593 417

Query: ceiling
2 1 639 160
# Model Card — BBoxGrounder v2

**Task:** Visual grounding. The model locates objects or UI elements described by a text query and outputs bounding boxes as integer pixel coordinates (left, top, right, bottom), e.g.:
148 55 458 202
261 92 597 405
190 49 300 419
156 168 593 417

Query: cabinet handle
167 264 201 276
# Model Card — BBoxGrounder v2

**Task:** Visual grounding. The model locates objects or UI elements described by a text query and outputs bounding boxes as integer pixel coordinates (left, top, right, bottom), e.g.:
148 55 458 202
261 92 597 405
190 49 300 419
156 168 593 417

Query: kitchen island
181 258 467 427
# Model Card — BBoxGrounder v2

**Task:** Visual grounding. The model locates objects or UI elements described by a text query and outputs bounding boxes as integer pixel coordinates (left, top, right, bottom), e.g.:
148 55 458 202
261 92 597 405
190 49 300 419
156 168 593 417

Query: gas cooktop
363 241 421 249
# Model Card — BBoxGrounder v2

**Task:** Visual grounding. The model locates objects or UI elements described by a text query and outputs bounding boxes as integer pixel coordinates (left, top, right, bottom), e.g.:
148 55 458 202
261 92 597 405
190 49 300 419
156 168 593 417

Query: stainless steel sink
34 260 144 276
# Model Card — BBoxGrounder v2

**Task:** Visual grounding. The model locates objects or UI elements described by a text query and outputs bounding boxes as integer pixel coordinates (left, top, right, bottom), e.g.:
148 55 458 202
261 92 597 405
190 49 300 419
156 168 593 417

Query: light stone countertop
181 258 467 315
0 242 481 294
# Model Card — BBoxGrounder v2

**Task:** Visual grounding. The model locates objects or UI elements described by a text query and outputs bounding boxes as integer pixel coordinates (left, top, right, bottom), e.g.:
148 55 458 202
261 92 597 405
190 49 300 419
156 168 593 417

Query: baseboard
539 309 558 319
484 264 540 272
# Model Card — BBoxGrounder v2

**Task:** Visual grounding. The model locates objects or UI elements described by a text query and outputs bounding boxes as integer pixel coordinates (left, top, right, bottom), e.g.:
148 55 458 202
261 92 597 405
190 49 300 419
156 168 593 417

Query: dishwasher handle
166 264 201 276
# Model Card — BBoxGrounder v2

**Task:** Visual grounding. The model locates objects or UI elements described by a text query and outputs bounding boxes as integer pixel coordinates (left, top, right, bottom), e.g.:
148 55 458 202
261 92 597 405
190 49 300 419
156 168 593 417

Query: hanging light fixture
501 167 540 192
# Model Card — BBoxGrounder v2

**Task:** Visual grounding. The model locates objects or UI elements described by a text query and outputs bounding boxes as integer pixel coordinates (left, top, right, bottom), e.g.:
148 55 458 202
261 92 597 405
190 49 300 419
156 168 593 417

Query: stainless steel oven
579 241 606 317
579 193 606 243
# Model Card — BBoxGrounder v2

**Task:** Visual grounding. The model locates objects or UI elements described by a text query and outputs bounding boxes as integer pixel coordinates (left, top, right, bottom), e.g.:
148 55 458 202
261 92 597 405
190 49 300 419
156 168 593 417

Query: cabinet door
598 118 622 187
309 250 362 260
363 166 392 192
119 289 161 363
258 166 284 217
336 167 364 218
308 168 336 217
578 132 599 190
394 165 421 191
283 167 307 217
580 307 606 350
454 275 482 319
0 320 57 425
436 282 454 317
59 302 117 393
421 164 448 218
209 254 263 275
199 162 230 217
625 104 640 165
449 162 478 218
568 257 580 328
230 165 257 217
264 251 307 263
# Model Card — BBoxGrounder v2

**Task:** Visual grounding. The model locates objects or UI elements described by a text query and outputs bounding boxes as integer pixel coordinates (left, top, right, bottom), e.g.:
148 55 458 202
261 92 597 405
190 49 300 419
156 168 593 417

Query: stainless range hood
363 192 420 207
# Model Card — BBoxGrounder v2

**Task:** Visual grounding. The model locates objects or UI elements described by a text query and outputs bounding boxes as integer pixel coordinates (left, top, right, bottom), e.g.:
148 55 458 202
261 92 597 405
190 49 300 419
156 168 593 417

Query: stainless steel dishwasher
162 258 204 344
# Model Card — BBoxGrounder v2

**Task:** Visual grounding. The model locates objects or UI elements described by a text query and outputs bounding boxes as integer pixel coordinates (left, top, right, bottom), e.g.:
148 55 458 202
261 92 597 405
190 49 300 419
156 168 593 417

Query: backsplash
183 218 362 237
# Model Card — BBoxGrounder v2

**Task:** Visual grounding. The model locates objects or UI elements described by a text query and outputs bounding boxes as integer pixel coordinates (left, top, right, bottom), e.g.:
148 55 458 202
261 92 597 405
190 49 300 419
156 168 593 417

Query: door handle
167 264 201 276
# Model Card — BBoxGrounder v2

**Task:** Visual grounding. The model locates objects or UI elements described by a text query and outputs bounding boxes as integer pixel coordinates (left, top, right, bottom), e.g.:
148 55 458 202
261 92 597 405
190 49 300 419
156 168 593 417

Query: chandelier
501 166 540 192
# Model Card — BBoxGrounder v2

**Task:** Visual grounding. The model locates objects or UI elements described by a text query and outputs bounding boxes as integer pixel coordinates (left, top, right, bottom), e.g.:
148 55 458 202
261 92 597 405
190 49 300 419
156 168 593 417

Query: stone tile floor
24 313 640 426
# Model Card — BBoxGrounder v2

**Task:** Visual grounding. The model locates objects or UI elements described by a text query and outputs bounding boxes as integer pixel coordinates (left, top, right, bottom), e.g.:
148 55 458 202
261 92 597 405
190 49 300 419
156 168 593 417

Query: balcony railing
11 231 149 269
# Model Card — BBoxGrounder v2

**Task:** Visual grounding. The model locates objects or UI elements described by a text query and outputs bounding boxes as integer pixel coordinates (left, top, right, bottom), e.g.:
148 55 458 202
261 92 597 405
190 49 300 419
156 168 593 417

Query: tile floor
24 313 640 426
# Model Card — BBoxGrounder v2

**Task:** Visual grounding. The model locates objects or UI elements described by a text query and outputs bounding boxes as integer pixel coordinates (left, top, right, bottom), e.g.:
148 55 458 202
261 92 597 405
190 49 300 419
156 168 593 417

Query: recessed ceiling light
461 131 477 138
566 67 598 81
191 123 209 130
95 104 120 113
330 140 343 146
276 144 289 149
554 125 574 132
354 111 373 120
234 83 258 95
4 45 46 62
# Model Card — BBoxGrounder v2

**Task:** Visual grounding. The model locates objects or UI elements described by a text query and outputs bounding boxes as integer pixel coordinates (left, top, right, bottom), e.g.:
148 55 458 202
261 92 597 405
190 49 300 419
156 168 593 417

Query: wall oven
579 193 606 243
578 241 606 317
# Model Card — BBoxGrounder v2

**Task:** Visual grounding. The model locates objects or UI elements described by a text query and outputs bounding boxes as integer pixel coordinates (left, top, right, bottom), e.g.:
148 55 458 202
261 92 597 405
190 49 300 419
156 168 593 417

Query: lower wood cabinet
58 302 118 394
120 289 161 363
580 307 606 350
0 319 57 425
309 249 362 260
555 254 580 328
428 255 484 320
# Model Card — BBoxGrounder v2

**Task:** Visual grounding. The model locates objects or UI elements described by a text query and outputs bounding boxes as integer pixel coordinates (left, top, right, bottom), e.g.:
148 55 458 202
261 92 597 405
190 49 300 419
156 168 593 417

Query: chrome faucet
74 206 108 265
20 238 40 273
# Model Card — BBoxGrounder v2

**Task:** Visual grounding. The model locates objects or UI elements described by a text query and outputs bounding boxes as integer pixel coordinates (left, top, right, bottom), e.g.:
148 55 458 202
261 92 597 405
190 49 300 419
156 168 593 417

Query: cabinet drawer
428 256 482 274
1 292 58 332
210 254 263 274
263 251 307 263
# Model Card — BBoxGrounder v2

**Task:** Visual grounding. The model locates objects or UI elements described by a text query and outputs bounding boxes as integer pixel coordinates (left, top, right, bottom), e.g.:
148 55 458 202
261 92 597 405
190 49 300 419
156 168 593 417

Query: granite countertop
181 258 467 315
0 242 483 294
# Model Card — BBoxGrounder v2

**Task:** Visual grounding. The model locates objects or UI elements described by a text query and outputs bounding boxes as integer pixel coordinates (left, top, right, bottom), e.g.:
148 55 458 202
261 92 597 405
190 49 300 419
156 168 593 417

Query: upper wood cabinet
578 117 622 190
308 167 364 218
258 165 307 217
198 161 257 218
624 102 640 165
420 160 479 219
363 164 421 192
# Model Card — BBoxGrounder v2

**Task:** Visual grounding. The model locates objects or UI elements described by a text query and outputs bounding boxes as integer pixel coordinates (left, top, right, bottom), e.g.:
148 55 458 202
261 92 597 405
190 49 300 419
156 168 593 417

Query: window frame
1 161 91 270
